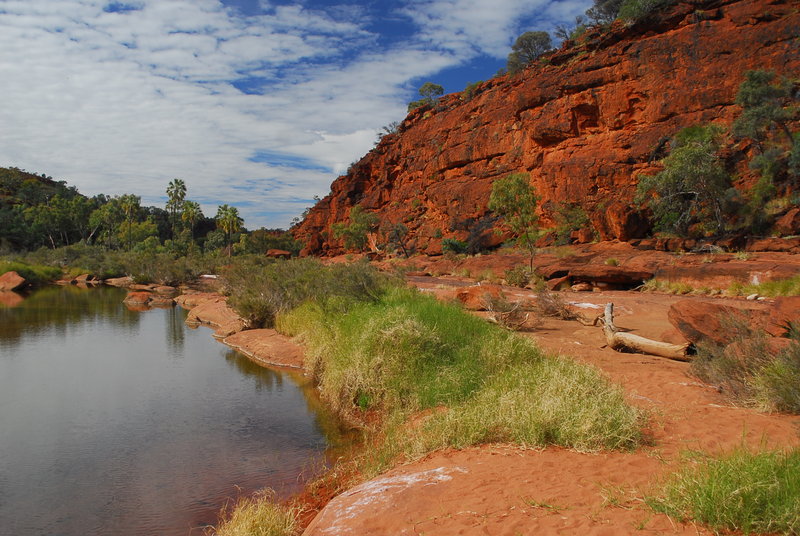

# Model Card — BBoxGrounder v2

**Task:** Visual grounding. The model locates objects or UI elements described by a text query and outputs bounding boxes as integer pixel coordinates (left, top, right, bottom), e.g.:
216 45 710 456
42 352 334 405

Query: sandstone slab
0 271 26 291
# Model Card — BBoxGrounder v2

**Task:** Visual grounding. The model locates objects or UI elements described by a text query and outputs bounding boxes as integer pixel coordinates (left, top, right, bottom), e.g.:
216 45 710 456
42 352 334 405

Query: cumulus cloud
0 0 589 228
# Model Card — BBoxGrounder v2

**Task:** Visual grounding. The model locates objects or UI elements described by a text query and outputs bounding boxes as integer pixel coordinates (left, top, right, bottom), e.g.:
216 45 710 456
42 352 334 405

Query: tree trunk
601 303 690 361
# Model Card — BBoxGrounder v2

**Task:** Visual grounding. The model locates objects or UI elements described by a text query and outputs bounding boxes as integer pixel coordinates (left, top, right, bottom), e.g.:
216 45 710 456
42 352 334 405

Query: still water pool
0 285 343 535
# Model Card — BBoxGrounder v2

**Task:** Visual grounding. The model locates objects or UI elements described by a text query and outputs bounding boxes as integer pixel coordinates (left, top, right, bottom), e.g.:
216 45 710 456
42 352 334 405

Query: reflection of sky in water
0 286 344 535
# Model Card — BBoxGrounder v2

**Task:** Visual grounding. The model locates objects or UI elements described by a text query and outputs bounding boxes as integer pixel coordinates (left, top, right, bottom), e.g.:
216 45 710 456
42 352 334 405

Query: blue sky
0 0 589 228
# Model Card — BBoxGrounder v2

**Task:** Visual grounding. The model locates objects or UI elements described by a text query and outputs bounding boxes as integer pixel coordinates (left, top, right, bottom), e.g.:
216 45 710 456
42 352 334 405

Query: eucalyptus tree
120 194 141 251
488 173 540 271
215 204 243 255
166 178 187 239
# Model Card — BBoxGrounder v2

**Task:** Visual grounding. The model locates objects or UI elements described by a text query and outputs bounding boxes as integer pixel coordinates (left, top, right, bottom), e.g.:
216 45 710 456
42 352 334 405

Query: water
0 286 345 535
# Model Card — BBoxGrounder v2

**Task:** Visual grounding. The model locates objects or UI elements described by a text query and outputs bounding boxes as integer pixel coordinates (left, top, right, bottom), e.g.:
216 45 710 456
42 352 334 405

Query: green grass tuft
648 448 800 535
210 490 297 536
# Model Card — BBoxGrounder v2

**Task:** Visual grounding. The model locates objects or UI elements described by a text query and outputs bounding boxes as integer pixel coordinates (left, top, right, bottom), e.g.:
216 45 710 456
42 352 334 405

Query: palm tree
215 204 243 255
181 200 203 240
165 178 187 239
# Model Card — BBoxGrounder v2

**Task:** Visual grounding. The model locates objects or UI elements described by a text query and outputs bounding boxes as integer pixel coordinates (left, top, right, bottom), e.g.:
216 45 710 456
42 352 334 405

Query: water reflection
0 285 349 536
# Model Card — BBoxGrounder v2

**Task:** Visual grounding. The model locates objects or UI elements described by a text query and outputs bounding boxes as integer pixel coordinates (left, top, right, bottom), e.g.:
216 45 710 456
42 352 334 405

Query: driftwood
599 303 691 361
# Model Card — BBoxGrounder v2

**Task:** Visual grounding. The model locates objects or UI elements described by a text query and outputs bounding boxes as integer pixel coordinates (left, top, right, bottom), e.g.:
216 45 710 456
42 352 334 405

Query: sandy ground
303 281 800 536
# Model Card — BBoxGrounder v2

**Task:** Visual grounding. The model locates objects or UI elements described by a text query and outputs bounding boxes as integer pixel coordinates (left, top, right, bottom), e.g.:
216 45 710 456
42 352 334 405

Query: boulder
72 273 90 283
774 208 800 236
153 285 179 297
570 282 592 292
745 237 800 253
546 275 571 291
667 300 768 346
148 296 175 307
123 291 152 305
455 284 503 311
104 276 134 288
766 296 800 337
0 271 26 291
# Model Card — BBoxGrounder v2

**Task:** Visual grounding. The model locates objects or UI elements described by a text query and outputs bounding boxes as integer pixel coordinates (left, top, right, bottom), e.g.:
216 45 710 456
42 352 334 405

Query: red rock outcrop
294 0 799 255
0 271 26 291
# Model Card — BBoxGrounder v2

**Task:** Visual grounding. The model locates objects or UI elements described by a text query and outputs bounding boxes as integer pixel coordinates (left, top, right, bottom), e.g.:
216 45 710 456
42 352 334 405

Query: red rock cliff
294 0 799 255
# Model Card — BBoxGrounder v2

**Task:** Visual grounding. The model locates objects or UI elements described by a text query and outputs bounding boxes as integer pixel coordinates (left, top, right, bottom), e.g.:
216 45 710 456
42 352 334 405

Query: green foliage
507 31 552 73
489 173 540 270
553 203 591 245
236 228 301 256
617 0 676 21
215 204 243 253
165 178 186 239
441 238 468 254
636 125 732 236
648 447 800 534
586 0 624 24
0 260 62 285
278 286 643 473
733 70 796 144
692 315 800 413
462 80 484 101
380 221 410 257
408 82 444 111
504 265 533 288
331 205 379 251
224 258 391 328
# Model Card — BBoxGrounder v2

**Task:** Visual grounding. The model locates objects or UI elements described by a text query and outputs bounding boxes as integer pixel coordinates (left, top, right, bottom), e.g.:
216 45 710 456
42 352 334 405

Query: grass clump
692 317 800 413
278 286 643 474
211 490 297 536
729 274 800 297
648 447 800 535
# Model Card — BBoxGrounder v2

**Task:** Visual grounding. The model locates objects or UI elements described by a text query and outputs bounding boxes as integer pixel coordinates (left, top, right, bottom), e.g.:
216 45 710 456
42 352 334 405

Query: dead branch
600 303 690 361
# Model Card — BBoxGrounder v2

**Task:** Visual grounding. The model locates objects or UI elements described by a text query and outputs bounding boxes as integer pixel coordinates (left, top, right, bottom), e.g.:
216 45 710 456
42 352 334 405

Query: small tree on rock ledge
488 173 540 272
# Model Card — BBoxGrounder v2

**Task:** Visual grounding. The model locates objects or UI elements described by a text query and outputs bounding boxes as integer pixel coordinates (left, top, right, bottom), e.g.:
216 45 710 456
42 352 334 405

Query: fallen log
601 303 691 361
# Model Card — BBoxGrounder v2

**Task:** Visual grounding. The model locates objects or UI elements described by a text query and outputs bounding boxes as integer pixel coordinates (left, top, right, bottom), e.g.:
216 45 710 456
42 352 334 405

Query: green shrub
553 203 590 245
441 238 468 254
618 0 676 21
504 265 533 287
692 316 800 413
224 258 392 328
648 447 800 535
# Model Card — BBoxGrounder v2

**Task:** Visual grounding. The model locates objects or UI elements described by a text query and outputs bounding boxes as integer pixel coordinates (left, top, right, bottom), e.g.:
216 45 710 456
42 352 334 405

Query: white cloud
0 0 590 228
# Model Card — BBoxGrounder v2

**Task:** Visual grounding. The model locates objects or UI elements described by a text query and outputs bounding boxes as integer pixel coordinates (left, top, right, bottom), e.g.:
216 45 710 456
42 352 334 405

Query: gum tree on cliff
332 204 378 252
488 173 540 271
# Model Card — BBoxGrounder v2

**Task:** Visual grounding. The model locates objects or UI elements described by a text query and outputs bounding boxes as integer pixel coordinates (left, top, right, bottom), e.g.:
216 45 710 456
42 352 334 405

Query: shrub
535 288 578 320
618 0 676 21
489 173 540 271
692 315 800 413
553 203 590 245
331 205 378 252
504 265 533 288
441 238 468 254
224 258 392 328
648 447 800 535
506 31 552 73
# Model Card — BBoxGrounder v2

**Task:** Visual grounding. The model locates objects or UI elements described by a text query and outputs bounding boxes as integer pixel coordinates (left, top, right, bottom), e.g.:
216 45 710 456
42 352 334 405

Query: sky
0 0 590 229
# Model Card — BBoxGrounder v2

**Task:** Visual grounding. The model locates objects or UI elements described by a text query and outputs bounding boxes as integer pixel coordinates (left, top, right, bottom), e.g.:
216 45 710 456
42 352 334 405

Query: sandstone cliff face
295 0 799 255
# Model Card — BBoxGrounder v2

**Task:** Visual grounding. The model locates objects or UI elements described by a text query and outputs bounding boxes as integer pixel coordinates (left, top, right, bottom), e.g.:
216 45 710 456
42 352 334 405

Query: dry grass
211 490 298 536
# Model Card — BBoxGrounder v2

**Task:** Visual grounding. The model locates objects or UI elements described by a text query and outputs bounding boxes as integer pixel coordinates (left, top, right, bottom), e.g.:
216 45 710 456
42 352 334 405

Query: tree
166 178 187 239
215 204 243 255
488 173 540 271
733 70 795 144
408 82 444 111
120 194 141 251
585 0 624 24
636 125 732 236
181 200 203 240
332 204 378 251
506 31 552 73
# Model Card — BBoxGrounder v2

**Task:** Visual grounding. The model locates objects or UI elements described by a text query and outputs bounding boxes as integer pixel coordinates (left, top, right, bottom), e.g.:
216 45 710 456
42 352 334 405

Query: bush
504 265 533 287
692 315 800 413
224 258 392 328
441 238 468 254
648 447 800 535
617 0 676 21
